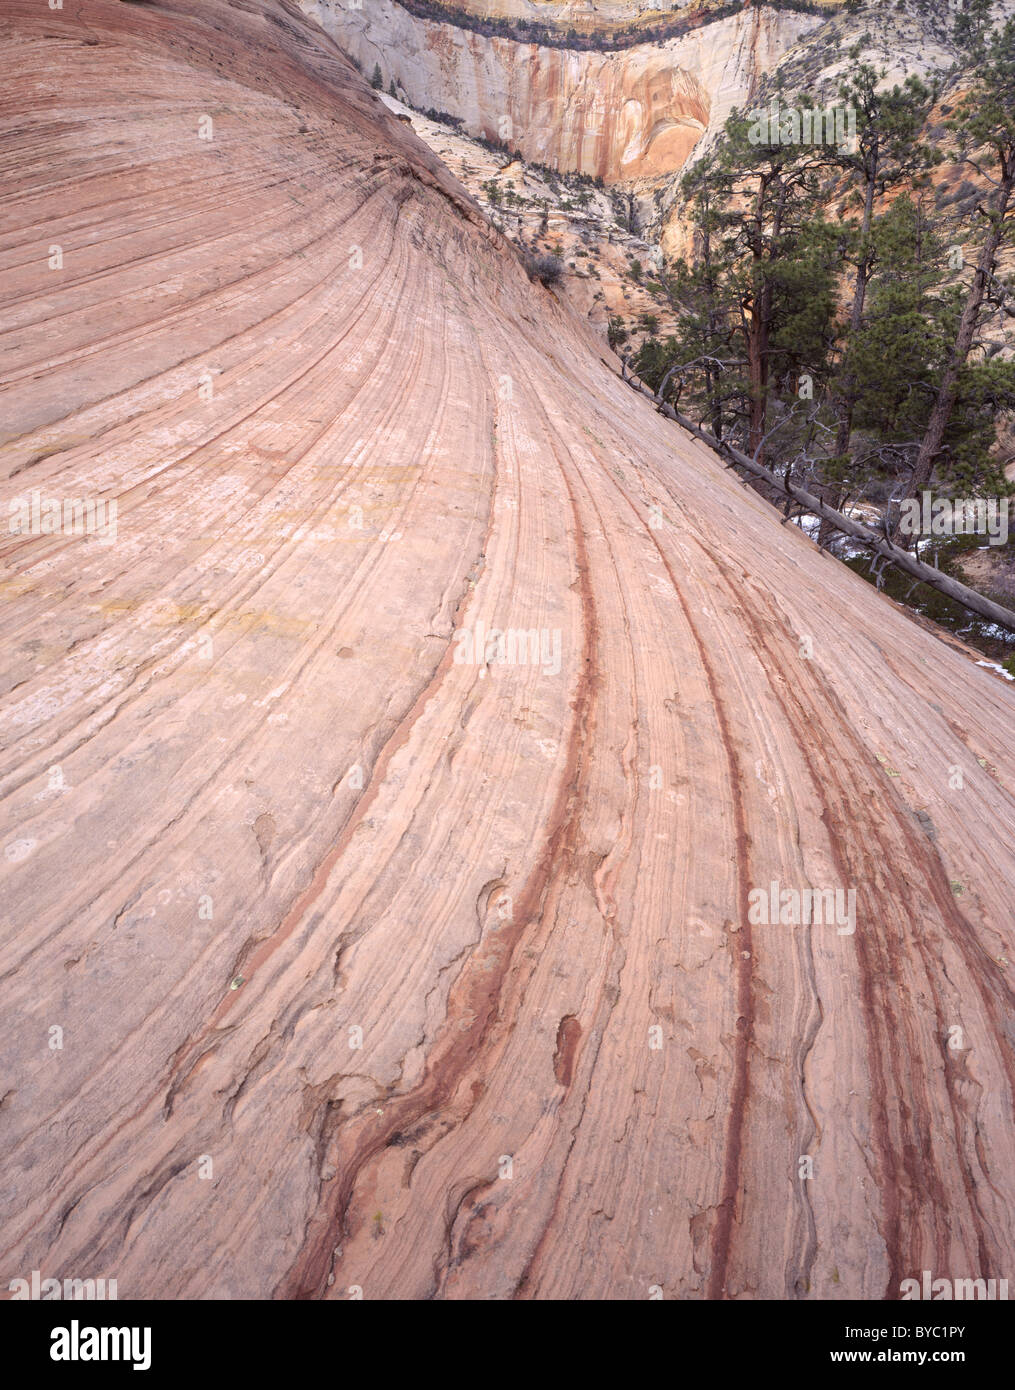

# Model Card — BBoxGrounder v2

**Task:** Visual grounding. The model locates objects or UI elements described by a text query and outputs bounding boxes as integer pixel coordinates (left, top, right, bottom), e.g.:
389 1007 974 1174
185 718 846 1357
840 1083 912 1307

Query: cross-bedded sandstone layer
1 0 1013 1301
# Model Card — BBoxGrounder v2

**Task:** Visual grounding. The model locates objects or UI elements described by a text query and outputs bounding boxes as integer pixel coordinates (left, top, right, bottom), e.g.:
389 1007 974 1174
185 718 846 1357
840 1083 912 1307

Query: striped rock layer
0 0 1013 1300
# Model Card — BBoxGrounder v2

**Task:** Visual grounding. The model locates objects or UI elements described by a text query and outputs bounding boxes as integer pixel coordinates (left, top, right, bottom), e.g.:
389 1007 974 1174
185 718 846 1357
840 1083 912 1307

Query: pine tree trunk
893 167 1014 542
818 155 878 546
747 298 769 461
747 177 778 465
835 146 879 455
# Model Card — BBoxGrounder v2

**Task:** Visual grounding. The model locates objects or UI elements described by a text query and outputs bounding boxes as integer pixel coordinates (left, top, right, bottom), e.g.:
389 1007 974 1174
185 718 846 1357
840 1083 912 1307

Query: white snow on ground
796 513 869 561
970 622 1015 643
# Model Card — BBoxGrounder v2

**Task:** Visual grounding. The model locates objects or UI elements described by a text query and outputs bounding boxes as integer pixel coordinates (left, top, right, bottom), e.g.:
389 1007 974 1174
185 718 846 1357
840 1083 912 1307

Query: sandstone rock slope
1 0 1013 1300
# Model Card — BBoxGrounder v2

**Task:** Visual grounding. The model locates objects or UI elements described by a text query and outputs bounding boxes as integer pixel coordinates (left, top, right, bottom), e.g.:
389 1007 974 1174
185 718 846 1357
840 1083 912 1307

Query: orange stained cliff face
300 0 821 180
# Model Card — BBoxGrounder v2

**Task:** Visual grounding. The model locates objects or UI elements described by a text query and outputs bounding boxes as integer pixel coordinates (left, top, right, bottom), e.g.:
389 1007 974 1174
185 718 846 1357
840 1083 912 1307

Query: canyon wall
300 0 821 180
380 0 725 25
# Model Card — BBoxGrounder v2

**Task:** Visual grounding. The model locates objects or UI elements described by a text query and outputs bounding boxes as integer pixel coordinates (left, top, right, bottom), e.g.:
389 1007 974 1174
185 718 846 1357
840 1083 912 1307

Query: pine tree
826 191 1013 512
895 17 1015 532
668 150 736 440
708 111 837 464
819 55 939 537
847 195 946 448
651 114 839 462
953 0 999 59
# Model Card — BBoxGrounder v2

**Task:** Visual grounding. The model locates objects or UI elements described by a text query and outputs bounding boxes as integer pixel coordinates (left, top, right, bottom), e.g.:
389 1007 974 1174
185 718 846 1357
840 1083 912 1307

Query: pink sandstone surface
0 0 1013 1301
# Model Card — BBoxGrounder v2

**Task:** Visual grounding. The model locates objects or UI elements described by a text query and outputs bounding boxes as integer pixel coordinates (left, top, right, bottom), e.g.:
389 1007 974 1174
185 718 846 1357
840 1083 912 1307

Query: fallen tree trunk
621 366 1015 635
